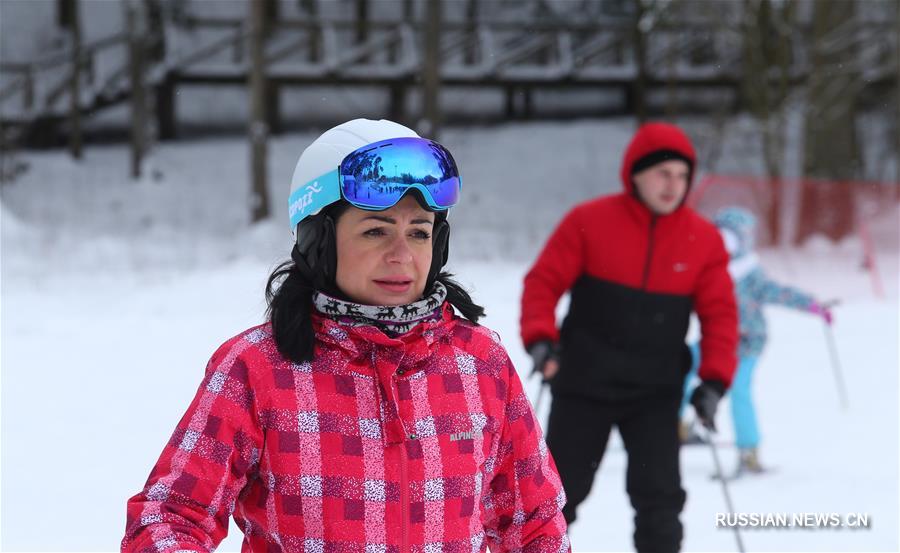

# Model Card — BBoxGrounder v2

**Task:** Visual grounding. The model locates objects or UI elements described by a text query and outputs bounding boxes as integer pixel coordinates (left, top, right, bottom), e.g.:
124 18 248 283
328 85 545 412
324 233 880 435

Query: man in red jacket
520 122 738 552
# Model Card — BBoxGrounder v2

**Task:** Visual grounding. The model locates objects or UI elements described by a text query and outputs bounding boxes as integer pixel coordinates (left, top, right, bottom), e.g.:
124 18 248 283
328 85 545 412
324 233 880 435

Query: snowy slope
2 253 897 551
2 120 898 551
463 259 900 553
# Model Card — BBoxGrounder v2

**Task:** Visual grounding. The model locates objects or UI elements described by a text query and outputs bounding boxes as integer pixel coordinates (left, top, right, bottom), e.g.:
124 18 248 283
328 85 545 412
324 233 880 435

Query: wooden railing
0 14 894 128
0 32 128 116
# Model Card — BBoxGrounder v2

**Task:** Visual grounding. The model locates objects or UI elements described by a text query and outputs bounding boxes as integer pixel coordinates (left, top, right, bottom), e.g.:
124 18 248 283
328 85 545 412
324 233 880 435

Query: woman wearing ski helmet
123 119 570 552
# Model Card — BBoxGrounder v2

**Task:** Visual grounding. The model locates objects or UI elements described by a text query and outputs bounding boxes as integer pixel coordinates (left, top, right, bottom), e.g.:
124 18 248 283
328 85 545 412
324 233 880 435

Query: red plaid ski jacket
123 304 569 552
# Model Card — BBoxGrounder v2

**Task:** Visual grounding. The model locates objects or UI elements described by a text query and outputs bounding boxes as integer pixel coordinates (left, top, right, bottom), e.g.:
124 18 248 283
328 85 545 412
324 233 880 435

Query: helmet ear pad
426 218 450 291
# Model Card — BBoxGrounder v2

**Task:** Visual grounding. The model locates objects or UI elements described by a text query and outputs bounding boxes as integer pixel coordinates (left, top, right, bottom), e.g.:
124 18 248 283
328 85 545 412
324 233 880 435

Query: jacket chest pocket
415 412 496 471
410 416 495 511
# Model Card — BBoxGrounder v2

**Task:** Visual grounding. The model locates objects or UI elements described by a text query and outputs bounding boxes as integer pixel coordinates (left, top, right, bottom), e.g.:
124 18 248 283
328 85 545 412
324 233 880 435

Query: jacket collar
313 302 456 356
312 303 458 445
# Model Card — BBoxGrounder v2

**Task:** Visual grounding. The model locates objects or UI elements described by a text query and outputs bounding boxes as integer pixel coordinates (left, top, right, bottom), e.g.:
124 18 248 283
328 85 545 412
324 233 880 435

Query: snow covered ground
2 120 898 551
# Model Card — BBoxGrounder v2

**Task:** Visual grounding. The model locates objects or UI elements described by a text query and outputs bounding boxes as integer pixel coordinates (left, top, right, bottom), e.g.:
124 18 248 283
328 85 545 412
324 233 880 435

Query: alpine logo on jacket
449 430 478 441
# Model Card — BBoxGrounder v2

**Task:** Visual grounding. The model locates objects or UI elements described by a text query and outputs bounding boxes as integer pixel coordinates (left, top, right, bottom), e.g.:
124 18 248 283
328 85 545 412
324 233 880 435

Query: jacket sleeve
751 269 817 311
693 232 739 388
520 206 586 349
122 337 264 552
482 356 570 553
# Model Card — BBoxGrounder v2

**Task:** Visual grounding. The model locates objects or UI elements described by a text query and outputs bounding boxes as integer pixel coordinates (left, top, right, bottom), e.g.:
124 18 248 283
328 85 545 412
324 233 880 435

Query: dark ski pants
546 392 686 553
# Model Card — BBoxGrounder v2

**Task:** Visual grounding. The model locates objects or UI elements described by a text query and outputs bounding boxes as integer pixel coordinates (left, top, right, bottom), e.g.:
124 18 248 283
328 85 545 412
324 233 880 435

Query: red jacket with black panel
520 124 738 399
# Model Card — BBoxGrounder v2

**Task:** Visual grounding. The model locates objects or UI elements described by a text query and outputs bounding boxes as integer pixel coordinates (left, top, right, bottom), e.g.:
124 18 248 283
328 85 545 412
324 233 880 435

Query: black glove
527 340 559 381
690 380 726 432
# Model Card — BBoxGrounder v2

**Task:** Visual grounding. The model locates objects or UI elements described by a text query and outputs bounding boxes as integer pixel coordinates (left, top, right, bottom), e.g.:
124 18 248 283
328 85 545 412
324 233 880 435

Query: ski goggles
289 137 461 230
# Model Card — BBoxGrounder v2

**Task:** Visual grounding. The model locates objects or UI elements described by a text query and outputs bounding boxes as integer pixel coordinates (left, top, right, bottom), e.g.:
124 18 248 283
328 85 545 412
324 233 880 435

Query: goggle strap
289 169 342 230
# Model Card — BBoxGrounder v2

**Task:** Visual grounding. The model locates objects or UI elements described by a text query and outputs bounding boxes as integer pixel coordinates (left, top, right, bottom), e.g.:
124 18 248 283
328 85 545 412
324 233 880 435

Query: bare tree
632 0 649 123
630 0 676 123
799 0 862 243
694 1 738 175
740 0 796 244
249 0 271 223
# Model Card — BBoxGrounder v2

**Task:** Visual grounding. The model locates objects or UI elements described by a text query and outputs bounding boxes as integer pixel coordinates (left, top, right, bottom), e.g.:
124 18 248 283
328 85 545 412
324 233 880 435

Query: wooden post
127 0 147 179
68 0 83 160
464 0 478 65
398 0 415 64
305 0 320 63
632 0 648 124
234 20 245 63
264 0 278 25
23 68 34 111
403 0 414 22
57 0 74 27
356 0 369 63
389 83 407 125
249 0 271 223
155 72 177 140
422 0 442 138
523 88 533 119
505 86 516 119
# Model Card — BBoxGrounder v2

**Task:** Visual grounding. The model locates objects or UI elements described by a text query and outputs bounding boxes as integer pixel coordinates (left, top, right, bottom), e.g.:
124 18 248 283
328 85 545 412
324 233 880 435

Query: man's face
632 159 691 215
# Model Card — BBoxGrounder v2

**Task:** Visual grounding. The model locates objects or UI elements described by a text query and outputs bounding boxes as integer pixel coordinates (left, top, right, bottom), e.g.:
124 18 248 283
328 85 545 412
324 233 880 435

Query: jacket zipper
399 442 410 553
641 215 658 290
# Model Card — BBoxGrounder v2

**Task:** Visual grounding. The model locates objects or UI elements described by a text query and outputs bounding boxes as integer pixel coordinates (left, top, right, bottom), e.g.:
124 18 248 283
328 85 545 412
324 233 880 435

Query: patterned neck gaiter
313 282 448 336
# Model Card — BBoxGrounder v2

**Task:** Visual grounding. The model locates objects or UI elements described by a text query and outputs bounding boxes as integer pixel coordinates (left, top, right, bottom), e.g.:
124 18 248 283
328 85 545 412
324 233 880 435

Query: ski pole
527 366 546 415
822 321 849 410
706 427 746 553
528 367 547 414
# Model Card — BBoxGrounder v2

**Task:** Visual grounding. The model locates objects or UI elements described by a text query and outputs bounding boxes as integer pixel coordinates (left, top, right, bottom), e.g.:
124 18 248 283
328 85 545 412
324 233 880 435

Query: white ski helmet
289 118 420 240
287 118 453 291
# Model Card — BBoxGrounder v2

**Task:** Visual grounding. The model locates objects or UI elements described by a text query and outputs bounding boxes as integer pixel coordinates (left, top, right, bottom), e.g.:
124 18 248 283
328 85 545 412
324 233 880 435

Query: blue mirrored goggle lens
338 137 460 210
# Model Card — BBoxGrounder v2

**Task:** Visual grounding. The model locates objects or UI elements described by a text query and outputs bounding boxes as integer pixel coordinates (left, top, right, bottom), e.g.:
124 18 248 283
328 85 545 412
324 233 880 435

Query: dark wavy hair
265 217 485 364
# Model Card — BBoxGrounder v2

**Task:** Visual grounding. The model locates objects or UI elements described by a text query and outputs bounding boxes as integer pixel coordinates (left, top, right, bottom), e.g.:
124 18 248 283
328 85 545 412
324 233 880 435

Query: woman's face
335 195 435 306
